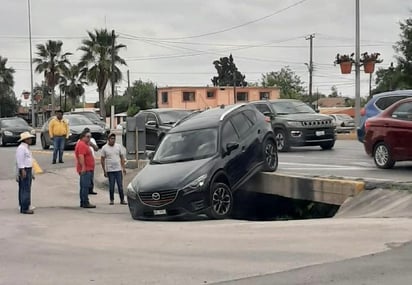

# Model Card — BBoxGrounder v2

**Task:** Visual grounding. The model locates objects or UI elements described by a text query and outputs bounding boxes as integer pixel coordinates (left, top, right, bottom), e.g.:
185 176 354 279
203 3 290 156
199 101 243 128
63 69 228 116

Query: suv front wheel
275 129 290 152
206 182 233 219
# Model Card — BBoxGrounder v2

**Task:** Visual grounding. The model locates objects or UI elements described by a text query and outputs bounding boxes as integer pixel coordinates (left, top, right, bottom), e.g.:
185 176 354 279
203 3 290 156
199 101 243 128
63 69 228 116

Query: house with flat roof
157 86 280 110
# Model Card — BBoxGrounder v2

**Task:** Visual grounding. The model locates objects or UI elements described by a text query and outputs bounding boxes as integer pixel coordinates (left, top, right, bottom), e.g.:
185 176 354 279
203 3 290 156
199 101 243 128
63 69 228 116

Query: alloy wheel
275 132 285 150
212 186 232 216
375 144 389 167
265 142 277 170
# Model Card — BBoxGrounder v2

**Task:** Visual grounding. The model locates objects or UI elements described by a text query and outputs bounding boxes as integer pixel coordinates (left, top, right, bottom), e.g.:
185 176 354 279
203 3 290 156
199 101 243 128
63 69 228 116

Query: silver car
329 114 355 133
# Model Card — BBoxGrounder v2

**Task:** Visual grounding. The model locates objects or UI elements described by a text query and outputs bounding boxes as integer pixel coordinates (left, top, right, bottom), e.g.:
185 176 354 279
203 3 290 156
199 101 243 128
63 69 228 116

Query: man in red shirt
74 130 96 208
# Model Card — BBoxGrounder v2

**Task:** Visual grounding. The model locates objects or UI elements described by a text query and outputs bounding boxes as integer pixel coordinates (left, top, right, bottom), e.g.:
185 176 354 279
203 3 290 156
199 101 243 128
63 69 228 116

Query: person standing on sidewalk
101 133 127 205
16 132 35 214
48 110 69 164
82 128 99 195
74 130 96 209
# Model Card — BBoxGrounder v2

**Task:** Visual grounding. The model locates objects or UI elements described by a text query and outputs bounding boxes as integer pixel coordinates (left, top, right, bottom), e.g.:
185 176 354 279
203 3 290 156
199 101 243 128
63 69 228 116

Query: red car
364 98 412 169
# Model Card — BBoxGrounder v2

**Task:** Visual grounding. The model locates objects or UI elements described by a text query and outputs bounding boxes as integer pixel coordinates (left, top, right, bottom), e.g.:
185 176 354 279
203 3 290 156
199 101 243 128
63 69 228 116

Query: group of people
15 111 127 214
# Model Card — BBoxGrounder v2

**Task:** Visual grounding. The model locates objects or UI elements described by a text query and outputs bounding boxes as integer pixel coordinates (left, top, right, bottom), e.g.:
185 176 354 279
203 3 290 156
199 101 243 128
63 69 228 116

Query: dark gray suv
252 99 336 152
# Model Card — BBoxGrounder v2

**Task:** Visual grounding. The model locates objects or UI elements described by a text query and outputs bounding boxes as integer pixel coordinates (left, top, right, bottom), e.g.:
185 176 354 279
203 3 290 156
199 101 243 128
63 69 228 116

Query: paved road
1 168 411 285
216 242 412 285
278 140 412 183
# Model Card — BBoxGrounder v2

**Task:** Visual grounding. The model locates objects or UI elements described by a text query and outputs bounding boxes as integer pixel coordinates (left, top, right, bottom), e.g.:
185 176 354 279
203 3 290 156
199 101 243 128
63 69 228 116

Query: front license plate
153 209 167 216
316 131 325 136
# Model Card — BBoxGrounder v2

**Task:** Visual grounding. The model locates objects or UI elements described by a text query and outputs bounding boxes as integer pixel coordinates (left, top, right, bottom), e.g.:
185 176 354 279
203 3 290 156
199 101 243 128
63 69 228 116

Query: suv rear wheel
275 129 290 152
41 135 50 150
373 142 395 169
263 138 278 172
206 182 233 219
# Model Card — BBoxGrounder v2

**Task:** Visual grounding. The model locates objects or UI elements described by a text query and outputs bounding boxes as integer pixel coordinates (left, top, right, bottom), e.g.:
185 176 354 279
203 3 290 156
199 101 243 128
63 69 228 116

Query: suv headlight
127 183 138 198
287 121 302 127
184 174 207 190
4 131 12 136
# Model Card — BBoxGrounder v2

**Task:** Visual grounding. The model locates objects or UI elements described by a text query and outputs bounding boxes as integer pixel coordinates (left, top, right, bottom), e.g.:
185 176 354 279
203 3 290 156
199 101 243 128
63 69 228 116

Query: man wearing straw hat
16 132 35 214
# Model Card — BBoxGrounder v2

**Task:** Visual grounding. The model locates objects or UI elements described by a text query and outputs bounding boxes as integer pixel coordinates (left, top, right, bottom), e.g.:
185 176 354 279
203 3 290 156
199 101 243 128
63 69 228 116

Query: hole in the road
232 190 339 221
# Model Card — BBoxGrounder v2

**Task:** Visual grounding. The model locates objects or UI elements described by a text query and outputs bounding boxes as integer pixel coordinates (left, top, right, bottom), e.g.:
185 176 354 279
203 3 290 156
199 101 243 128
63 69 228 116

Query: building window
183 91 195 102
260 92 270 100
207 90 215 99
236 92 248 102
161 92 168 104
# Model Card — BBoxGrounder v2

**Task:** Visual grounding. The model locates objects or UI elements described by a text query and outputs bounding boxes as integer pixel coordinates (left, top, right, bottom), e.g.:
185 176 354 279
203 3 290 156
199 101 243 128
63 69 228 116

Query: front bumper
127 188 209 220
287 128 336 146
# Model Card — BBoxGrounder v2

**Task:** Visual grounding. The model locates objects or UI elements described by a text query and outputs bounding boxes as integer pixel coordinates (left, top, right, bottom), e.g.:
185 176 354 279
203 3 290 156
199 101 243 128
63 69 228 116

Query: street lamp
27 0 35 127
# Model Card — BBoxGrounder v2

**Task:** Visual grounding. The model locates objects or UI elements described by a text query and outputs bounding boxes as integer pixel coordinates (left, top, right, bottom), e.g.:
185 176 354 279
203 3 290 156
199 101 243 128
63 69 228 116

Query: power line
119 0 309 40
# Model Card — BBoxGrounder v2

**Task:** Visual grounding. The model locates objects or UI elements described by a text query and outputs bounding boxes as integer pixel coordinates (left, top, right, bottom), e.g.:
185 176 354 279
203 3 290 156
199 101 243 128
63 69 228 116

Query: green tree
262 66 305 99
0 56 19 117
212 54 247 87
33 40 71 115
329 85 339 98
59 64 87 111
105 95 129 116
127 80 156 113
79 29 127 119
374 17 412 94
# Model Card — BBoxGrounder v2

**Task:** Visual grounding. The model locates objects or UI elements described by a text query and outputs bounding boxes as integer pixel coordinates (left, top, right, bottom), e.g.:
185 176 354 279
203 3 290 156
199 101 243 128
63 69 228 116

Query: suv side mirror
146 151 155 160
146 120 157 127
315 109 320 113
263 111 272 117
225 142 239 155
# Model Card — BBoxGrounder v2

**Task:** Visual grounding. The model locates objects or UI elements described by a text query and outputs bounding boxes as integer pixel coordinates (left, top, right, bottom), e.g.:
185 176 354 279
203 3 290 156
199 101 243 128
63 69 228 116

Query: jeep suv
252 99 336 152
126 104 278 220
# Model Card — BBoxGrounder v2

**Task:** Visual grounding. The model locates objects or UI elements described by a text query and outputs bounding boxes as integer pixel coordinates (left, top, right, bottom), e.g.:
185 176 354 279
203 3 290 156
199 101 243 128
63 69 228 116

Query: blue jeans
108 171 124 202
79 171 93 206
18 167 32 212
52 136 65 162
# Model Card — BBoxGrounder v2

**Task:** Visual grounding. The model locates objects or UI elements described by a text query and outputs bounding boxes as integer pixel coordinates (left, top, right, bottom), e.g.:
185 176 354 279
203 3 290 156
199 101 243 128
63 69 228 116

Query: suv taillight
365 119 371 131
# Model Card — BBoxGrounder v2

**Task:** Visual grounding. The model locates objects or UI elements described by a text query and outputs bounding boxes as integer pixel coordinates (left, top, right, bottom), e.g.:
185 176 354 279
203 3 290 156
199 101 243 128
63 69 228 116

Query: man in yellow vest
48 110 69 164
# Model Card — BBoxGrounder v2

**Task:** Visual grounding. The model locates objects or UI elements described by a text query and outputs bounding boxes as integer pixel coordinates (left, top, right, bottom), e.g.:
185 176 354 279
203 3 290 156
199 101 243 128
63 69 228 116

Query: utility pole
110 29 115 129
306 34 315 103
27 0 35 126
368 73 372 99
127 70 131 108
233 71 237 104
155 85 158 109
355 0 361 127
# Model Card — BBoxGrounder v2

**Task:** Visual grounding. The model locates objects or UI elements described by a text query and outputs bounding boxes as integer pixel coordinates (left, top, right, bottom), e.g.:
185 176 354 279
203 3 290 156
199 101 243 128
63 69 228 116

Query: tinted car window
392 102 412 121
375 96 407 111
254 103 271 114
271 101 315 115
158 110 191 124
145 113 157 123
243 110 257 124
65 116 93 126
230 113 252 138
221 121 239 146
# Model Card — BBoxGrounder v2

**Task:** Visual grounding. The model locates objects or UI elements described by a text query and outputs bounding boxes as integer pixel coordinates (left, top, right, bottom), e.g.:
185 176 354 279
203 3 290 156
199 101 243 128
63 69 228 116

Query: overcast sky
0 0 411 104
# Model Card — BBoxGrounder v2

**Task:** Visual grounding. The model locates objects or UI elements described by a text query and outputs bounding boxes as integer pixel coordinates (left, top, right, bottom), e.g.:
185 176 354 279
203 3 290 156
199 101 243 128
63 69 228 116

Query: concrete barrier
127 160 365 206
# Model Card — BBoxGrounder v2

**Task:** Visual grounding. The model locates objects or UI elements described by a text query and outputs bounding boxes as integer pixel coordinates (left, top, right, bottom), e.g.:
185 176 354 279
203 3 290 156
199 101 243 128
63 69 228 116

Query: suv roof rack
219 103 247 121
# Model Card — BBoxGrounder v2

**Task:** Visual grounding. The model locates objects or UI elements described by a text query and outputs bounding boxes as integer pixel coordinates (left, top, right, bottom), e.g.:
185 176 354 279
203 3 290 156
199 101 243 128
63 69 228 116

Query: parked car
126 104 278 220
357 90 412 143
40 114 108 150
0 117 36 146
329 114 355 133
64 111 110 134
364 98 412 169
122 109 192 150
251 99 336 152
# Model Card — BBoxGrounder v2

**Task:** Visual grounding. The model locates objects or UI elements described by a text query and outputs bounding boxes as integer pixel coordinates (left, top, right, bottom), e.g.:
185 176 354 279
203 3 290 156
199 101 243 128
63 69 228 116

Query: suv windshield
1 118 29 128
78 112 101 123
65 116 93 126
271 101 315 115
153 128 218 163
158 110 191 124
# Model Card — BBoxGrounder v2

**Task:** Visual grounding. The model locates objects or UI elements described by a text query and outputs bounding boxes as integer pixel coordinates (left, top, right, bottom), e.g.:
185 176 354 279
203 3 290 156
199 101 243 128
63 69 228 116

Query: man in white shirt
101 133 127 205
15 132 35 214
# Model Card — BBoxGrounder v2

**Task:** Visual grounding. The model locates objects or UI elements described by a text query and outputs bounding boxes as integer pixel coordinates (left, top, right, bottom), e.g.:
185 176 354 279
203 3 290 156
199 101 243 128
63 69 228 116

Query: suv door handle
257 129 261 134
241 146 246 152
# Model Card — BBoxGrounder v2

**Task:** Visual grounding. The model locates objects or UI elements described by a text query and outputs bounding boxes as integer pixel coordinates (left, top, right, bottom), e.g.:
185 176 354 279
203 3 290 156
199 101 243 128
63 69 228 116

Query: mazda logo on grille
152 192 160 200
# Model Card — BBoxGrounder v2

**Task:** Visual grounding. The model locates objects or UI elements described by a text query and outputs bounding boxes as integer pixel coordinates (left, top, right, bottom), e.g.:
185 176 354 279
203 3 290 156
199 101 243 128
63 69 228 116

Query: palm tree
0 56 17 117
33 40 71 115
79 29 126 119
60 64 88 111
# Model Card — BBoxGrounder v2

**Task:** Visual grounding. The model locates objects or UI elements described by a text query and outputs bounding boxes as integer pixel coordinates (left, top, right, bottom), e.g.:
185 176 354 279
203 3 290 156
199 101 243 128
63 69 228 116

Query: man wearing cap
74 130 96 208
101 133 127 205
16 132 35 214
49 110 69 164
